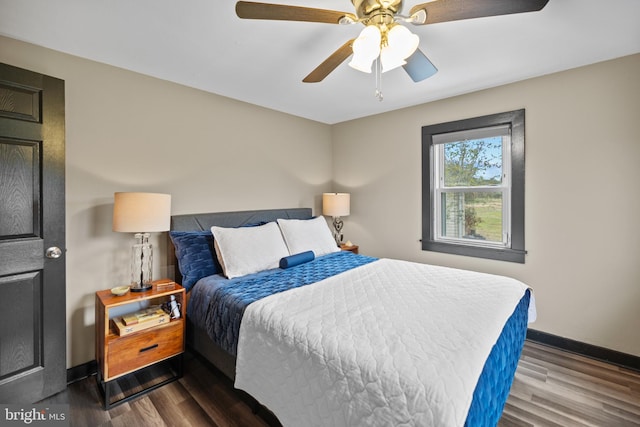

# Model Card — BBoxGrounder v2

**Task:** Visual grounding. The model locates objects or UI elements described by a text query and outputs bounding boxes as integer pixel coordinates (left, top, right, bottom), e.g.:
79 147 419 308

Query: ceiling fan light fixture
349 55 376 73
387 25 419 59
348 25 381 73
380 47 406 72
378 25 419 73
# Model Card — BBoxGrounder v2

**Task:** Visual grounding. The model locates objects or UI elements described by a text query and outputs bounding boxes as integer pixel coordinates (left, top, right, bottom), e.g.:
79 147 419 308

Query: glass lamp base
332 216 344 246
131 233 153 292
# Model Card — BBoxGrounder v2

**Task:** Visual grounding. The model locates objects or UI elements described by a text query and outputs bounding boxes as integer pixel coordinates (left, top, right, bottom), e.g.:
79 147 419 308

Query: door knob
46 247 63 259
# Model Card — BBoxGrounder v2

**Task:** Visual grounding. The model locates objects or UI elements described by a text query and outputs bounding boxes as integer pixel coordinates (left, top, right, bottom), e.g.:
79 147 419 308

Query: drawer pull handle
139 344 159 353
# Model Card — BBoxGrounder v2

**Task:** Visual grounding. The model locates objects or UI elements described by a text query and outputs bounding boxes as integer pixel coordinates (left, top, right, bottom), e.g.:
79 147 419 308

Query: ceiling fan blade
403 49 438 82
303 39 355 83
409 0 549 25
236 1 355 24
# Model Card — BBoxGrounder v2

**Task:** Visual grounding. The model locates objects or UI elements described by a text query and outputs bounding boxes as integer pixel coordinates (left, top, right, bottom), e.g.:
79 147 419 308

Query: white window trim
432 132 512 248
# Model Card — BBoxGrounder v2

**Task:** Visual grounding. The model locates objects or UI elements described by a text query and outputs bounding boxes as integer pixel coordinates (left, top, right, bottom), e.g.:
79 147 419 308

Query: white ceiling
1 0 639 124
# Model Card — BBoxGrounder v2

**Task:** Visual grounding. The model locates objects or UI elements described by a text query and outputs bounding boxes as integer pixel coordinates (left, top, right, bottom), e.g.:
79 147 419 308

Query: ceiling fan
236 0 550 85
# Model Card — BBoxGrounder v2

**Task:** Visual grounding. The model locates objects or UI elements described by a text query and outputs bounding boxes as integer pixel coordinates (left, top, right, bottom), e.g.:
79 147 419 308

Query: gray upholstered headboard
170 207 312 232
168 208 313 283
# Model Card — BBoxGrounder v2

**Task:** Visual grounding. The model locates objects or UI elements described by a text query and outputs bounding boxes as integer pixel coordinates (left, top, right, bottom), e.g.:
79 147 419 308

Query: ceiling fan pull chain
375 57 383 102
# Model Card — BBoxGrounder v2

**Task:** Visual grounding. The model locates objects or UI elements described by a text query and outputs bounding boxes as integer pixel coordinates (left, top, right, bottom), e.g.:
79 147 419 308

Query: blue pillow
279 250 315 269
170 230 219 291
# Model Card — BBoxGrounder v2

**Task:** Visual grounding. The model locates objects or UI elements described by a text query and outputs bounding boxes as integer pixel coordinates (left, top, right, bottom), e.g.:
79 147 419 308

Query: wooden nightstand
95 279 186 409
340 244 359 254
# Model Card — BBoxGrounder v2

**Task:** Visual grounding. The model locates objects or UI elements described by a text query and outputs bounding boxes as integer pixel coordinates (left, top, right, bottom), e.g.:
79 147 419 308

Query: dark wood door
0 63 66 402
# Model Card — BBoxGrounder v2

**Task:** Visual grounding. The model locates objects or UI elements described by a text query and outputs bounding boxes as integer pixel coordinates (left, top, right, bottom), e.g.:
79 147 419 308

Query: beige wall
332 54 640 356
2 34 639 366
1 36 333 367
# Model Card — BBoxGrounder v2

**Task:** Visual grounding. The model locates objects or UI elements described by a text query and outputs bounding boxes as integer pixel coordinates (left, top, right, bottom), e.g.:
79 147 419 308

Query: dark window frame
421 109 526 263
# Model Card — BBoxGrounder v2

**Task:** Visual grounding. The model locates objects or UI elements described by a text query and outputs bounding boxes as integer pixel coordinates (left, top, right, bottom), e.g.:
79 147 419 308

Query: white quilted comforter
235 259 531 427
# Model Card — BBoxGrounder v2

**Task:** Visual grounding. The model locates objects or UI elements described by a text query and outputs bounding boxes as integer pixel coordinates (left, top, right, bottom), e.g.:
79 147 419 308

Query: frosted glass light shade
350 24 420 74
380 47 407 72
113 192 171 232
349 26 381 73
380 25 420 73
388 25 419 60
323 193 350 217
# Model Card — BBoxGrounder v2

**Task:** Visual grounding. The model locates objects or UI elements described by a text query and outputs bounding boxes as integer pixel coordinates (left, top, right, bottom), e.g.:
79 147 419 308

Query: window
422 110 525 263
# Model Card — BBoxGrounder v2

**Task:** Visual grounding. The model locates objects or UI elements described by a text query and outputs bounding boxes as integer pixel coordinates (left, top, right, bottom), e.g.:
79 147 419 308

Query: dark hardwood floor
41 341 640 426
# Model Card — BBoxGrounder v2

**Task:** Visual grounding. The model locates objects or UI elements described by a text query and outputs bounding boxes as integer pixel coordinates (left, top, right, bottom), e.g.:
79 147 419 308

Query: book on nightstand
121 306 167 325
114 313 170 336
115 306 170 336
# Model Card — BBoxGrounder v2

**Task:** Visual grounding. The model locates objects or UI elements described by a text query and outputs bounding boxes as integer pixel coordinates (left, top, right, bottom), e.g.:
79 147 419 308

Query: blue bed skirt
465 289 530 426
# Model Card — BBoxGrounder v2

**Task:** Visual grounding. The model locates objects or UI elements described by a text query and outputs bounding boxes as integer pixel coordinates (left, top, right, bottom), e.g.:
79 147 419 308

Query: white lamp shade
323 193 350 217
348 26 381 73
113 192 171 232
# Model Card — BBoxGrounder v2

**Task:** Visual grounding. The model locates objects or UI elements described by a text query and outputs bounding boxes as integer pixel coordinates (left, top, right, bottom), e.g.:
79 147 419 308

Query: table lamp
322 192 350 246
113 192 171 292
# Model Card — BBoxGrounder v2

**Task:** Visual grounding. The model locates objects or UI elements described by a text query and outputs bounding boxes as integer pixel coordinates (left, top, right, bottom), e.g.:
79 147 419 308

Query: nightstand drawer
107 321 183 379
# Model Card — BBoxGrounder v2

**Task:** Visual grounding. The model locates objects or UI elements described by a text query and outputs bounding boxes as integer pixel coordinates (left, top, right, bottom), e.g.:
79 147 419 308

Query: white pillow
277 216 340 257
211 222 289 279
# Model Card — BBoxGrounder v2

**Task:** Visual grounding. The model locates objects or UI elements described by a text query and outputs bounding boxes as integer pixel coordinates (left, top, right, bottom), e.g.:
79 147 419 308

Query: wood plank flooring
499 341 640 427
40 341 640 426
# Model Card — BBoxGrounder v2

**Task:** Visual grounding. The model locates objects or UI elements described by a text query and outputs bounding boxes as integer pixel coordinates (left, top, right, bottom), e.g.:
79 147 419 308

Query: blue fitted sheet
188 252 529 424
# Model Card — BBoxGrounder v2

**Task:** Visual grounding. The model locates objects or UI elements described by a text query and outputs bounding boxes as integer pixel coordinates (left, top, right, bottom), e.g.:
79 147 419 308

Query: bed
169 208 533 426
